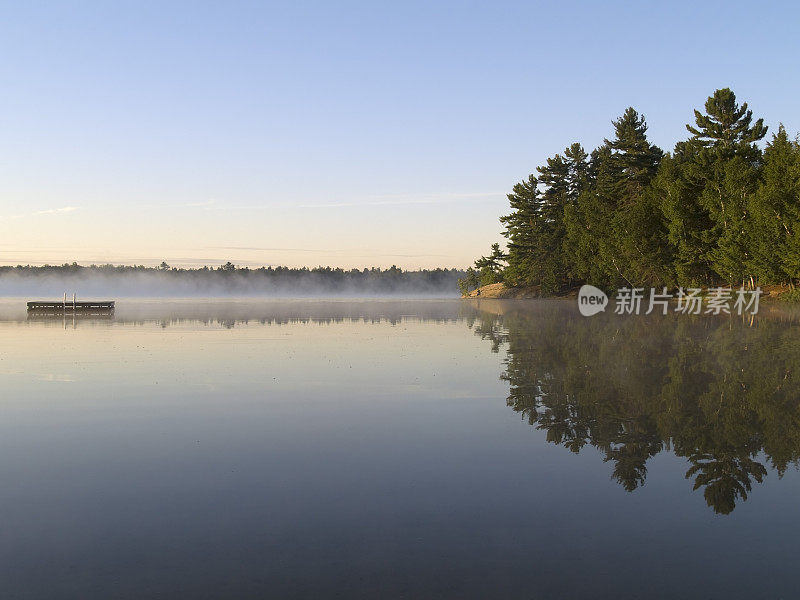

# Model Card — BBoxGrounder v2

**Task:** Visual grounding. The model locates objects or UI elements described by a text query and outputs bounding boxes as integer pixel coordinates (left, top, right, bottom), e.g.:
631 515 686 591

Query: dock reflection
6 299 468 328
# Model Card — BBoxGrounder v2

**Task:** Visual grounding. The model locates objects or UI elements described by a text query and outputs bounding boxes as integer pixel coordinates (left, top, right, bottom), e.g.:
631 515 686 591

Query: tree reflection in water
466 300 800 514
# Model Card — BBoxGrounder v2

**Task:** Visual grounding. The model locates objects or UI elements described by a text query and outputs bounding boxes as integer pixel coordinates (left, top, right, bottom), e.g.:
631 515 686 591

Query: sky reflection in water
1 299 799 599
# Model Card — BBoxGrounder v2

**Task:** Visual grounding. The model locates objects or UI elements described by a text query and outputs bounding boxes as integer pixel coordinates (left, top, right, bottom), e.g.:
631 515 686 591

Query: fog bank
0 265 465 298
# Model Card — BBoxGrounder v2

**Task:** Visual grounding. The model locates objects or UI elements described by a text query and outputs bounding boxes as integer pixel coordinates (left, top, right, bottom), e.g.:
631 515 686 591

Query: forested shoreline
460 89 800 297
0 263 465 297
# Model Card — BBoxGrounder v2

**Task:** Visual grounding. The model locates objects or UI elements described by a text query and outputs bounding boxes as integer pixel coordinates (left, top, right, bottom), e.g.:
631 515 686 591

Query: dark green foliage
660 144 717 285
458 244 507 294
474 243 507 285
502 145 588 293
537 143 588 292
602 108 666 286
565 146 618 287
686 88 767 153
750 126 800 282
500 175 544 287
550 109 663 289
477 88 800 292
607 107 663 192
678 89 768 284
457 267 480 296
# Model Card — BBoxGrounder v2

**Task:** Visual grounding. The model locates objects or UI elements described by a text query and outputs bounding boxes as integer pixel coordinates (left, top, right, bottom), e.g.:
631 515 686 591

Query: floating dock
27 301 115 310
27 296 115 318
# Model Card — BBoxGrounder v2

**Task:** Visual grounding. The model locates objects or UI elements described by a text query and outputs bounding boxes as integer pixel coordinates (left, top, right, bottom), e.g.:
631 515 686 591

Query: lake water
2 298 800 599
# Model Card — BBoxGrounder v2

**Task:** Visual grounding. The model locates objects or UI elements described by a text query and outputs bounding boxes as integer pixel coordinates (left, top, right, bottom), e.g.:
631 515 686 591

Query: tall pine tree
502 145 587 293
565 109 664 288
500 175 543 287
751 127 800 283
683 88 767 284
606 108 667 285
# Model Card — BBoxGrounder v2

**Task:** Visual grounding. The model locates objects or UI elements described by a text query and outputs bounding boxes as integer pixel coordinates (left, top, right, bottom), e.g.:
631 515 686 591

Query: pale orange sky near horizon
0 191 508 269
2 3 797 271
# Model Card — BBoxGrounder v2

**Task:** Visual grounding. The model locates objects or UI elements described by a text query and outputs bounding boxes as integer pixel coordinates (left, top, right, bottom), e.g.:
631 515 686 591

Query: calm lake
2 298 799 599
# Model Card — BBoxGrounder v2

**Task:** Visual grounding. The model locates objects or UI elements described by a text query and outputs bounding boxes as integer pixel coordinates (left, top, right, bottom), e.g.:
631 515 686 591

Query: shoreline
462 282 800 302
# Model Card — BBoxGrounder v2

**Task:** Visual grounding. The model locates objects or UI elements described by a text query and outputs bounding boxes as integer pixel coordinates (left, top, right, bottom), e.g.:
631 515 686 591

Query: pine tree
753 127 800 282
607 107 663 195
535 143 588 292
502 145 588 293
457 267 481 295
683 88 767 284
500 175 542 287
605 108 667 285
659 142 716 285
564 146 613 287
474 243 507 285
564 109 664 288
686 88 767 155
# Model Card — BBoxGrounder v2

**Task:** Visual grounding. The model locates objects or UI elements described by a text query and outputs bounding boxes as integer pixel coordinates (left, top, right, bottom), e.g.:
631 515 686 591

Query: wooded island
460 89 800 298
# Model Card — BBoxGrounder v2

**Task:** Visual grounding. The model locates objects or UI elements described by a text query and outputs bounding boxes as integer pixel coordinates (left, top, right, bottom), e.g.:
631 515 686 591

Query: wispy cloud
208 246 453 258
297 191 503 209
374 253 454 258
133 199 217 210
39 374 75 383
0 206 80 220
180 199 216 208
123 193 502 213
211 246 322 253
36 206 79 215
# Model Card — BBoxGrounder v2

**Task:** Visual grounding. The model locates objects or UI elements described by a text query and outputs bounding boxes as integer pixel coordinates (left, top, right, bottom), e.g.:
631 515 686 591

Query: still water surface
1 299 799 599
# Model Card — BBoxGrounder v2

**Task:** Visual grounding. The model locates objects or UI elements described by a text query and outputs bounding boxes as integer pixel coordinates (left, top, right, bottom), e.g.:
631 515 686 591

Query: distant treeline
460 88 800 295
0 263 466 297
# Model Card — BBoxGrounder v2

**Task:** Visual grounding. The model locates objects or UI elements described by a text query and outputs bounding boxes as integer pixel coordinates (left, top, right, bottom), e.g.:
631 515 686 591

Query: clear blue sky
1 0 798 268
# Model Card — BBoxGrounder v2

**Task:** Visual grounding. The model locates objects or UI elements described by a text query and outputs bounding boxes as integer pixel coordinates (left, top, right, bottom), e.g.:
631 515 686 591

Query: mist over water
0 298 470 324
0 267 464 299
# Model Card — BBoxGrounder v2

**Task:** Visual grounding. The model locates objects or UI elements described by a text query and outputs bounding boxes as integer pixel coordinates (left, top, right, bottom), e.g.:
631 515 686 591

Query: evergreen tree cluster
462 89 800 294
